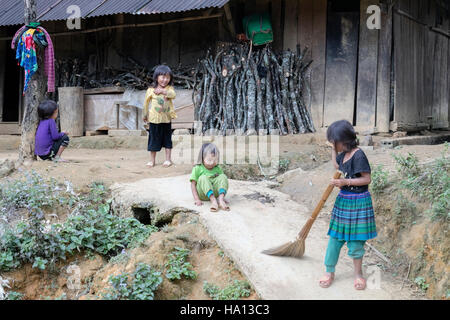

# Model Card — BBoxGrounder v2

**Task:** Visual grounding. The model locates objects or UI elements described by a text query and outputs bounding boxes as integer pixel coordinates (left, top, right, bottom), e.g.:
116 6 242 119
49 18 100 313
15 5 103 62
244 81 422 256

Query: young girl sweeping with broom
319 120 377 290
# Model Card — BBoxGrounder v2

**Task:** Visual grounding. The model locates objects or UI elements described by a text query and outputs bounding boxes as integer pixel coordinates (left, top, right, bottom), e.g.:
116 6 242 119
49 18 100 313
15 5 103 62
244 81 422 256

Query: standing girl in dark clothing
319 120 377 290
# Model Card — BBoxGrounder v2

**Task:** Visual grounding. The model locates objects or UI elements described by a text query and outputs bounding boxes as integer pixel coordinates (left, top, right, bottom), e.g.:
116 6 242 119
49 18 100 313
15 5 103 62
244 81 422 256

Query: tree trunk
19 0 47 163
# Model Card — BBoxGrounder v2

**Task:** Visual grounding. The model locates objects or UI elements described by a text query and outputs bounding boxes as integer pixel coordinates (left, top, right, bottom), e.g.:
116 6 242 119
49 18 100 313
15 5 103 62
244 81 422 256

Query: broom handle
304 171 342 226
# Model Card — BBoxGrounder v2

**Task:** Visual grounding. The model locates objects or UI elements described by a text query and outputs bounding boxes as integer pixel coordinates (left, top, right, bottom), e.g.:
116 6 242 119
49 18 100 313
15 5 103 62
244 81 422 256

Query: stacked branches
193 43 315 135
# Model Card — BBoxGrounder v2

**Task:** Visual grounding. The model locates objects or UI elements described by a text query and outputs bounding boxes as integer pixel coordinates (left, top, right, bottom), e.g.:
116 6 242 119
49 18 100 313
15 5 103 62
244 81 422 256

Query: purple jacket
35 118 64 156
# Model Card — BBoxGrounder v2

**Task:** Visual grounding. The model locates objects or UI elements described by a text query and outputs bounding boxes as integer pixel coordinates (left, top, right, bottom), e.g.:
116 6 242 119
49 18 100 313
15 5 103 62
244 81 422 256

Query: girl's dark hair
196 143 220 166
326 120 359 151
152 65 174 88
38 100 58 120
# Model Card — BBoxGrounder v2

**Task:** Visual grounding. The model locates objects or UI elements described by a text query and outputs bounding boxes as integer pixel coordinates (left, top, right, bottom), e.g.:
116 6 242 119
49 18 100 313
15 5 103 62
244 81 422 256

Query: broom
262 171 342 257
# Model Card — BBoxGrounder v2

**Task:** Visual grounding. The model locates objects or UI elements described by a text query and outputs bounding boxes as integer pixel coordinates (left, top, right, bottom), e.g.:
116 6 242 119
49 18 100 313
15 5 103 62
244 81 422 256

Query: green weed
101 263 162 300
165 247 197 281
203 279 251 300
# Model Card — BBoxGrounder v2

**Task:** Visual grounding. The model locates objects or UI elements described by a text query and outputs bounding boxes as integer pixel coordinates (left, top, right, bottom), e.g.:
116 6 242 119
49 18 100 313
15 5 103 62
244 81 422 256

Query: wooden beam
223 3 236 37
376 2 393 133
0 123 20 135
0 14 224 40
356 0 379 129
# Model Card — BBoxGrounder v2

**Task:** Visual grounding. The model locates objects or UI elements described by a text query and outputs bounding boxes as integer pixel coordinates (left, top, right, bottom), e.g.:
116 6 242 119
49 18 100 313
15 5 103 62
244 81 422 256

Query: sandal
319 274 335 288
219 202 230 211
210 201 219 212
162 160 172 167
354 277 366 290
146 161 154 167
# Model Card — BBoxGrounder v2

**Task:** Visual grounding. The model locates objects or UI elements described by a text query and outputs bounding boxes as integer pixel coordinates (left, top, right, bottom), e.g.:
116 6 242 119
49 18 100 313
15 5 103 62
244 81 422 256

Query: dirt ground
0 133 448 300
0 133 332 188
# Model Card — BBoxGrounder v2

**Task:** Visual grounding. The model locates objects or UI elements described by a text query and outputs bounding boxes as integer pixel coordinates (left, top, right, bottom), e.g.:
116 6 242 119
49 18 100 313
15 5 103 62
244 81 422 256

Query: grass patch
203 279 251 300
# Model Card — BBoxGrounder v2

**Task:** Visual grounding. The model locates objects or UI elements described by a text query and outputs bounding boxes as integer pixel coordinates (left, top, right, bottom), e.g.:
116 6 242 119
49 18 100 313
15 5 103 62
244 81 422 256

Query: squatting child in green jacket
190 143 230 212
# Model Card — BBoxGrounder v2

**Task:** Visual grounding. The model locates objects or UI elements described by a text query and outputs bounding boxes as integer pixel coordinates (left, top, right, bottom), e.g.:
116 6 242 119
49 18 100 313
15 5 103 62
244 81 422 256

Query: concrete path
111 175 414 300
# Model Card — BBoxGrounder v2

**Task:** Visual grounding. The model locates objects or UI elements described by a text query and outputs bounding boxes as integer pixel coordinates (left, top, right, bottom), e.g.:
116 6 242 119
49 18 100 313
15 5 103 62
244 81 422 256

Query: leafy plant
165 247 197 281
6 291 24 300
102 263 162 300
203 280 251 300
278 159 290 173
390 146 449 221
393 152 420 178
0 181 157 272
370 164 389 195
414 276 429 291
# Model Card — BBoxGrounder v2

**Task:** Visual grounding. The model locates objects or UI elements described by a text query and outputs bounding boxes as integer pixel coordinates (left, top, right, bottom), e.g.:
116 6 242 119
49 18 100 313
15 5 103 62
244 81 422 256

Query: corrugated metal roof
138 0 230 14
87 0 151 18
0 0 229 26
0 0 55 26
38 0 107 21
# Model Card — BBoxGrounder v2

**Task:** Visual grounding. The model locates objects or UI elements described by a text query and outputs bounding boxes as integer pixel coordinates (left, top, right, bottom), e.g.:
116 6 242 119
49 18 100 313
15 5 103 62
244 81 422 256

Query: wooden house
0 0 448 135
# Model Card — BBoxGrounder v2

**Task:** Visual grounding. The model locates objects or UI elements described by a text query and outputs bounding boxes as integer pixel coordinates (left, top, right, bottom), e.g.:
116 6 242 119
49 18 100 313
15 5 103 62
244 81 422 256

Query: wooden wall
393 0 450 130
283 0 449 132
0 40 5 122
284 0 327 129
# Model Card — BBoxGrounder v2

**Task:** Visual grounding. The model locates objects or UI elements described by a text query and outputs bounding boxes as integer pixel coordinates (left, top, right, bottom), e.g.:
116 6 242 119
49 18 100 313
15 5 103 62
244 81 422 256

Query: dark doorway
2 40 21 122
323 0 360 126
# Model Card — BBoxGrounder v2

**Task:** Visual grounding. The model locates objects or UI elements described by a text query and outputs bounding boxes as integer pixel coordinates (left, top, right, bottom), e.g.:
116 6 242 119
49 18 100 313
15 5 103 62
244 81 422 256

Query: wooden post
58 87 84 136
19 0 46 163
356 0 379 131
223 3 236 38
0 40 5 122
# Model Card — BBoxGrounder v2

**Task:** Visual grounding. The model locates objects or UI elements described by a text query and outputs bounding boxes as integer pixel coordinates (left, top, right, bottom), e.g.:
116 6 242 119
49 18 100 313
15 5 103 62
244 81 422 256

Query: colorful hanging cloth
16 28 39 94
11 24 55 94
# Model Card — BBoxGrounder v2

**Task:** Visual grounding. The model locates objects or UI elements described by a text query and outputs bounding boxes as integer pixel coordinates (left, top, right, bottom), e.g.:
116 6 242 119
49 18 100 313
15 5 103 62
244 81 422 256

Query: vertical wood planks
0 41 5 121
298 0 313 58
356 0 379 130
310 0 327 128
376 2 392 132
323 10 360 126
283 0 298 50
271 0 283 52
432 34 449 128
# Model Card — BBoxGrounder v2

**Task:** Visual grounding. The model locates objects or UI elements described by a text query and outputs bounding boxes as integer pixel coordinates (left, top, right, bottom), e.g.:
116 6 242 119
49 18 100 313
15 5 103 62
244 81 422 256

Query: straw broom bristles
262 171 342 257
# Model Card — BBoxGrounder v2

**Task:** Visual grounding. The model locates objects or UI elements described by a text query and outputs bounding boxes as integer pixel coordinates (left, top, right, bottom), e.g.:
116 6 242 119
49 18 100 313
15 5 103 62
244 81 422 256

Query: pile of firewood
55 57 196 90
193 43 315 135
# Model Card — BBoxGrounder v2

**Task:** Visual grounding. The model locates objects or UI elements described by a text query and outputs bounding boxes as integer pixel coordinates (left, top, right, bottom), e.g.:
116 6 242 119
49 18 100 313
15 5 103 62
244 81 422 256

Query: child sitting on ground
190 143 230 212
35 100 69 162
